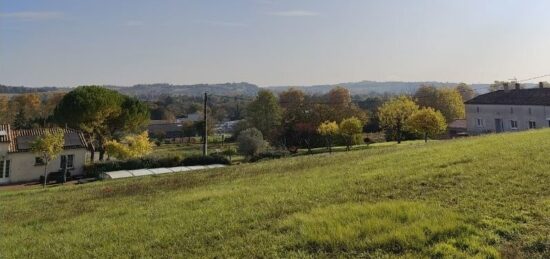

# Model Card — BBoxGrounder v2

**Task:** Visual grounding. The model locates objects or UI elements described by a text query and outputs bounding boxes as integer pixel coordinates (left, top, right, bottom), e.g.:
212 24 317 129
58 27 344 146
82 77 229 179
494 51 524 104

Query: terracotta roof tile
6 127 87 153
0 124 9 142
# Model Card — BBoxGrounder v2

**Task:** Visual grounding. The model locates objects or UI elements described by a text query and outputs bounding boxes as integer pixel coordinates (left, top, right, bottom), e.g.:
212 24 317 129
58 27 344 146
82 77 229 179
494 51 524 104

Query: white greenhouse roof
103 164 226 180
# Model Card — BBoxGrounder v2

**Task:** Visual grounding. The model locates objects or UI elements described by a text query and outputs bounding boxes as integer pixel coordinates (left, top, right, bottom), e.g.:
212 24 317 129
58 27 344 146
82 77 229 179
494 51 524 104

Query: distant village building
147 123 184 140
149 120 173 125
465 83 550 134
0 124 88 184
214 120 242 134
175 112 202 123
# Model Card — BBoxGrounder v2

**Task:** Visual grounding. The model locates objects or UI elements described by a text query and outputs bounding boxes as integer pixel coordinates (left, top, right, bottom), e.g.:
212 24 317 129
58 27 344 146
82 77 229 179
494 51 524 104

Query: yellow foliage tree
104 131 154 160
414 86 465 122
378 96 419 144
15 93 42 119
317 121 339 153
339 117 363 151
406 108 447 142
436 88 465 122
0 96 8 124
31 130 65 187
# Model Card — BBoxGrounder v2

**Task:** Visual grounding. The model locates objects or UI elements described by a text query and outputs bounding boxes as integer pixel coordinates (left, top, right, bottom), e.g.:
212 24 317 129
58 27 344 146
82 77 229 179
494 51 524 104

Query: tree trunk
305 139 312 154
90 146 95 163
89 132 96 163
99 149 105 161
63 157 68 184
424 132 428 143
397 126 402 144
43 162 48 188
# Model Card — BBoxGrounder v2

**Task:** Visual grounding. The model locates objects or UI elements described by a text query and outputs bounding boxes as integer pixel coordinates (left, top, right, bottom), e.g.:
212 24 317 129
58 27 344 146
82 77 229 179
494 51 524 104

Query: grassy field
1 130 549 258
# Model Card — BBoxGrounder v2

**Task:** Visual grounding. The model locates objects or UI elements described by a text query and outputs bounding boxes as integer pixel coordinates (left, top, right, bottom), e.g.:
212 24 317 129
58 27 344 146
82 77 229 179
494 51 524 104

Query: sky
2 0 550 87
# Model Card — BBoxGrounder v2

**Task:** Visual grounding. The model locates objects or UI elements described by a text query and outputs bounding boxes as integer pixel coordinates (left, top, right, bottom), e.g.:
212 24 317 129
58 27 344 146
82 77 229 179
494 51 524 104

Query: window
476 107 480 113
529 121 537 129
35 157 45 166
0 160 10 178
68 155 74 168
60 155 74 169
529 108 532 115
510 107 514 114
510 120 518 129
476 118 484 127
5 160 9 178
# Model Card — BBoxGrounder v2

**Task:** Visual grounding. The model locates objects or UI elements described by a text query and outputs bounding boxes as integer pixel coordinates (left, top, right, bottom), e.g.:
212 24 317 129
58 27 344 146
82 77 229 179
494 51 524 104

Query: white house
0 124 88 184
464 83 550 134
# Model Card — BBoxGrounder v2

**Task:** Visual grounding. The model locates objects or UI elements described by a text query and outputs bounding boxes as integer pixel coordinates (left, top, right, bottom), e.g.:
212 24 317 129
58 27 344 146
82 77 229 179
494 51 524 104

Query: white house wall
466 104 550 134
5 148 87 183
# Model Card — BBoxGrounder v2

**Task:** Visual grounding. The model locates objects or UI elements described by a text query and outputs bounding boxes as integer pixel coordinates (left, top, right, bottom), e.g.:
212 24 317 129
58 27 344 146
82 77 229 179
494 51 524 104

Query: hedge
84 155 230 178
249 150 289 162
182 155 230 166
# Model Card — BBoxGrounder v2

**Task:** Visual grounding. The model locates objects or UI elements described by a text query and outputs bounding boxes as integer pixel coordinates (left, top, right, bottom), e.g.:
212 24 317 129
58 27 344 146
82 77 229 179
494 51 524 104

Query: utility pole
203 92 208 156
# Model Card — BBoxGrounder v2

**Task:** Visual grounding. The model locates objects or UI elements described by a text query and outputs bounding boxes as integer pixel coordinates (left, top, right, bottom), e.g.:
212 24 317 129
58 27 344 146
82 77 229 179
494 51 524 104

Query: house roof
0 124 88 153
147 123 183 133
0 124 9 143
465 88 550 106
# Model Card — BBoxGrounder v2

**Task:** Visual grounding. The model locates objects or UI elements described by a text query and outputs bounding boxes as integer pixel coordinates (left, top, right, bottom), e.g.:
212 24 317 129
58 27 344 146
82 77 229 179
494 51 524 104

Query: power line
518 74 550 83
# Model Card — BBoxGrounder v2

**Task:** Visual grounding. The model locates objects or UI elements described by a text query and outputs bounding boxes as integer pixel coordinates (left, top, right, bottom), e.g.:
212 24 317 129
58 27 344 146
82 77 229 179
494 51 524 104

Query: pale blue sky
2 0 550 87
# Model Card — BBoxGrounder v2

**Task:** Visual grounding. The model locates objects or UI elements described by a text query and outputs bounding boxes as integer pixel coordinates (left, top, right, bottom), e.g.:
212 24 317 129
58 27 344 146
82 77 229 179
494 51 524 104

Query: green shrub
249 150 289 162
84 155 183 177
182 155 230 166
237 128 267 157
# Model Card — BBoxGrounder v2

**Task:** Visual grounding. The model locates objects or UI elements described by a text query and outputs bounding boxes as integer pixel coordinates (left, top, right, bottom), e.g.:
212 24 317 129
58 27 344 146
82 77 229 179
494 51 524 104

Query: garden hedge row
84 155 229 177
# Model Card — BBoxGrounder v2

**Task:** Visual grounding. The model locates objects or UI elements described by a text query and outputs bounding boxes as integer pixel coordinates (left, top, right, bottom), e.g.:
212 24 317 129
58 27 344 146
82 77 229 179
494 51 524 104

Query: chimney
539 82 544 89
515 83 520 90
503 82 510 92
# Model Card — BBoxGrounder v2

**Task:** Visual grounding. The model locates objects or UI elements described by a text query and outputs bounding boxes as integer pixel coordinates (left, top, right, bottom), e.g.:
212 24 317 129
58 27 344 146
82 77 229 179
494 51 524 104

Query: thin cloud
0 11 64 21
194 20 248 28
269 10 319 17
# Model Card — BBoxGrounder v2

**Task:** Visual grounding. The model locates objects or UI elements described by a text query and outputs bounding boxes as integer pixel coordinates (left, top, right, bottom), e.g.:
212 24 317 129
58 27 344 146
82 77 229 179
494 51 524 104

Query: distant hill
267 81 493 95
104 82 260 99
9 81 539 98
0 85 60 94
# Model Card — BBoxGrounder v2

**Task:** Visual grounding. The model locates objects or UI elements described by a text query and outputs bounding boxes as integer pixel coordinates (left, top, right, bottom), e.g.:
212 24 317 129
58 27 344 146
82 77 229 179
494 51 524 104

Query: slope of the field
1 130 549 258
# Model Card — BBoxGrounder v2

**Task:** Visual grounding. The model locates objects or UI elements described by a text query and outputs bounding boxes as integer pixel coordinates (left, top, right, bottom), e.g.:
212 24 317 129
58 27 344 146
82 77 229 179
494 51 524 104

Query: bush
85 154 231 178
237 128 267 157
249 150 289 162
84 155 183 177
182 155 230 166
39 171 72 184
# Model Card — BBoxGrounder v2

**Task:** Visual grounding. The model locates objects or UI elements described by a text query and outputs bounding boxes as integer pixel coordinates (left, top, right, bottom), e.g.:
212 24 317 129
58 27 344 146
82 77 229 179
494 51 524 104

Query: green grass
294 139 429 156
282 202 498 258
1 130 550 258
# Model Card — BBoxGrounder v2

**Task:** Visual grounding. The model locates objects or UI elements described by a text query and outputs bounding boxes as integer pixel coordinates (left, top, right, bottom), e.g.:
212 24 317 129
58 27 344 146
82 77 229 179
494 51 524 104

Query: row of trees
378 96 447 143
243 87 367 152
242 84 468 152
0 92 65 128
51 86 150 161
